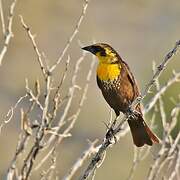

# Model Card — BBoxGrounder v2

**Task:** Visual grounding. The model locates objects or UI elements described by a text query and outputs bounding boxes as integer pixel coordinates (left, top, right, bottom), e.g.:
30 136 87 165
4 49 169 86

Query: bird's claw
106 126 117 144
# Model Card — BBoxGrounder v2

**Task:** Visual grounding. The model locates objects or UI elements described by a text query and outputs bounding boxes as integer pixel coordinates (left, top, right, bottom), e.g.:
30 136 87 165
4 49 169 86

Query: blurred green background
0 0 180 179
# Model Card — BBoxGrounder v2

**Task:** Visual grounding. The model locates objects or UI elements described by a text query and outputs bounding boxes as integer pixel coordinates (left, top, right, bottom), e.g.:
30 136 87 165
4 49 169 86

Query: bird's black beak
82 45 96 55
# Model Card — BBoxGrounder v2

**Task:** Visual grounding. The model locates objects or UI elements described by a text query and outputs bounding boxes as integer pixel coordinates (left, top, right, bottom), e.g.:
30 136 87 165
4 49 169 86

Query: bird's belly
100 79 131 113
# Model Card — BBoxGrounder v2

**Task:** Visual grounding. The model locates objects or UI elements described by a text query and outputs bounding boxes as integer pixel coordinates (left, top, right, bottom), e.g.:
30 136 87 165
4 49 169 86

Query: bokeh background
0 0 180 179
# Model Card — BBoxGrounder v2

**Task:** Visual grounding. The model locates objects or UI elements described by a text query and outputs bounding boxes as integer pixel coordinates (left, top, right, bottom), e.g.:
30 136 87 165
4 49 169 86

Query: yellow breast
97 63 121 81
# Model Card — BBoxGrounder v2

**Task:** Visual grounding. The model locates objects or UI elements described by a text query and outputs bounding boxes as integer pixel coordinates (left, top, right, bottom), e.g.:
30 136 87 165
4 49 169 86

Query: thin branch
25 79 43 111
0 0 17 65
168 132 180 156
50 0 90 72
63 140 98 180
147 144 169 180
144 71 180 113
47 53 86 146
19 76 52 179
50 56 70 122
34 54 96 171
167 103 180 134
147 103 180 180
132 40 180 109
19 15 47 78
168 149 180 180
20 75 52 179
0 94 28 134
152 61 169 150
0 0 5 35
33 53 86 171
7 126 31 180
41 74 51 126
40 152 57 180
126 112 156 180
6 99 42 180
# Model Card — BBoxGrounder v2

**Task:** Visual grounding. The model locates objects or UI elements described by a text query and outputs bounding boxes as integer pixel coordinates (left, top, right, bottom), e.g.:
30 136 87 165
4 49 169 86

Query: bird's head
82 43 120 64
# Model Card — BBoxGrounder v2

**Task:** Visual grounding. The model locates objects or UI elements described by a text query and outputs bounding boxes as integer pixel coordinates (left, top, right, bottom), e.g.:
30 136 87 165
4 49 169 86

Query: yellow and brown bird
82 43 159 147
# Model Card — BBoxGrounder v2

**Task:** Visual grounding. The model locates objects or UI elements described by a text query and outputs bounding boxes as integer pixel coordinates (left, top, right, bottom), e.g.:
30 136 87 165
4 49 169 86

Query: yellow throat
96 53 121 81
97 63 121 81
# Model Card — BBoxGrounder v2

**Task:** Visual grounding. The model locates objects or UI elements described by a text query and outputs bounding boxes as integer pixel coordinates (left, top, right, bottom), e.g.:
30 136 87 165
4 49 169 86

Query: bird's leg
106 115 119 143
127 101 141 120
107 109 113 127
111 115 119 129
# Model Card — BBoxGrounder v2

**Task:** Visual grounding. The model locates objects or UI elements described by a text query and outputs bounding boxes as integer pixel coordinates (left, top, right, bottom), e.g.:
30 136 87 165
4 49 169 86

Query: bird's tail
128 115 159 147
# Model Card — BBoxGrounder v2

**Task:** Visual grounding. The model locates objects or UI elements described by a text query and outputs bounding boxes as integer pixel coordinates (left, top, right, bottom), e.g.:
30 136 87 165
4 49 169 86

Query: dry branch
50 0 90 72
0 94 28 134
0 0 17 65
20 16 48 78
144 71 180 113
5 1 92 179
63 140 98 180
0 0 5 35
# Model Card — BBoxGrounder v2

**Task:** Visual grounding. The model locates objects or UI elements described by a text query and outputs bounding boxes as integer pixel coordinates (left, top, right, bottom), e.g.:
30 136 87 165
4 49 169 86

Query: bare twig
7 112 31 180
0 0 5 35
126 112 156 180
144 71 180 113
50 56 70 121
0 0 17 65
153 62 166 129
20 15 47 78
0 94 28 134
147 103 180 180
19 64 51 179
132 40 180 109
50 0 90 72
40 152 57 180
47 53 86 146
34 54 96 171
168 148 180 180
25 79 43 111
20 76 52 179
63 140 98 180
4 1 92 179
34 53 86 171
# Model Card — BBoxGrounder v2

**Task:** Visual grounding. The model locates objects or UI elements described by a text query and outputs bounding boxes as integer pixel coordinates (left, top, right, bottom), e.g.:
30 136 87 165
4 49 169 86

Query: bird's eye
93 46 106 56
100 49 106 56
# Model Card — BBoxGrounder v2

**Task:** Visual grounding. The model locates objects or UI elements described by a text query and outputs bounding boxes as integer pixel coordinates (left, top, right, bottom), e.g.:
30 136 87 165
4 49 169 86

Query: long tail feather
128 115 159 147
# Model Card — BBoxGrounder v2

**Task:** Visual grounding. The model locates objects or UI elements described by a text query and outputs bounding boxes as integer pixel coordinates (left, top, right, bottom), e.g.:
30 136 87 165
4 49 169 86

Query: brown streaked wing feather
121 60 140 98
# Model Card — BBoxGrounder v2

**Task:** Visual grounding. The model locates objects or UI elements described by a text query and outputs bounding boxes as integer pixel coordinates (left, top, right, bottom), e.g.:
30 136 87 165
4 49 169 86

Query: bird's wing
121 60 140 98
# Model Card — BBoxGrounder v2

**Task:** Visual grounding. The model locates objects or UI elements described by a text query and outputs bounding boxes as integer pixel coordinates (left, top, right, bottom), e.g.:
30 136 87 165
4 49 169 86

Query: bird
82 43 159 147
